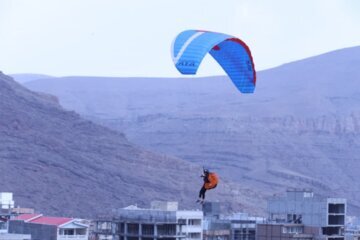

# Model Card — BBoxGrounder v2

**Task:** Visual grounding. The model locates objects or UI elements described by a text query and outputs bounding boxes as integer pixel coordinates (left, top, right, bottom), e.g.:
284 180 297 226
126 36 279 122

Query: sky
0 0 359 77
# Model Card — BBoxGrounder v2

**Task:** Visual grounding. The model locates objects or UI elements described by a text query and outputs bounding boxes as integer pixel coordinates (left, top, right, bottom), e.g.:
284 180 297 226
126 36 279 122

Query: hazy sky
0 0 359 77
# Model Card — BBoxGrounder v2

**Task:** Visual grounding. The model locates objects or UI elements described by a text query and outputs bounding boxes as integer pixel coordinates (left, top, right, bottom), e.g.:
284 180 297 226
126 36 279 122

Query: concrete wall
256 224 319 240
0 233 31 240
151 201 178 211
9 220 57 240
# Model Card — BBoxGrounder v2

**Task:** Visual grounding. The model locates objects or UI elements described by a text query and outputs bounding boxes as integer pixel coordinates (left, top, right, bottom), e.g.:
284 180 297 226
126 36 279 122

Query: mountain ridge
11 45 360 215
1 71 265 217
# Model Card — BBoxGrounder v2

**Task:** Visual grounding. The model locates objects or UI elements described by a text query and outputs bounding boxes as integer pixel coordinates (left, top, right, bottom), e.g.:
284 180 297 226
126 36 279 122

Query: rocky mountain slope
0 72 262 218
21 46 360 214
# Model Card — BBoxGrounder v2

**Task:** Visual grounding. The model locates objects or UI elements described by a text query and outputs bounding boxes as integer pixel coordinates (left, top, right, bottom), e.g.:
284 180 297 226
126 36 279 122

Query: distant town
1 190 359 240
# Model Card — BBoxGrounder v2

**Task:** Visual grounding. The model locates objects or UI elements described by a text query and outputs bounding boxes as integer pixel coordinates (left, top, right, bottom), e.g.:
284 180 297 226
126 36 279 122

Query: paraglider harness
198 168 219 201
202 171 218 190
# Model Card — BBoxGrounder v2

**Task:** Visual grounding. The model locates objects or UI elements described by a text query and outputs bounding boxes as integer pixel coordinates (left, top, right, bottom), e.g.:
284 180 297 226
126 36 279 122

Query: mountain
21 46 360 214
0 72 261 218
9 73 54 84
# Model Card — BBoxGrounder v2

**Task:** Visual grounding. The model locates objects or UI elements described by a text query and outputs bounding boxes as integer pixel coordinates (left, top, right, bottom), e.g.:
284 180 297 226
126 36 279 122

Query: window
328 204 345 214
128 223 139 234
0 221 7 230
282 226 303 234
178 219 186 225
97 221 112 230
63 229 75 235
118 223 125 233
189 232 201 239
303 192 313 198
142 224 155 236
328 215 345 225
188 219 201 226
157 224 176 236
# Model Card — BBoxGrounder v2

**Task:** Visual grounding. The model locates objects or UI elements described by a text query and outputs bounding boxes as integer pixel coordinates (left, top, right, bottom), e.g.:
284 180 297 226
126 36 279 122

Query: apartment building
93 201 203 240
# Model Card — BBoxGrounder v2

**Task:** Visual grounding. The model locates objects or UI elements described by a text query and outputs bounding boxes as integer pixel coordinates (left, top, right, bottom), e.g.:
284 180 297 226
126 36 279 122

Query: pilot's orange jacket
204 172 219 190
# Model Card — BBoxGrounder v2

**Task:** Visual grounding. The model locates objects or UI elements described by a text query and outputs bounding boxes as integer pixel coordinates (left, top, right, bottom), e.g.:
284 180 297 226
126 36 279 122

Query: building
227 213 264 240
93 201 203 240
0 215 8 234
11 207 35 215
0 192 15 233
345 216 360 240
0 192 14 210
0 192 31 240
256 223 319 240
259 189 347 240
202 202 230 240
9 213 89 240
91 218 113 240
202 202 265 240
203 218 231 240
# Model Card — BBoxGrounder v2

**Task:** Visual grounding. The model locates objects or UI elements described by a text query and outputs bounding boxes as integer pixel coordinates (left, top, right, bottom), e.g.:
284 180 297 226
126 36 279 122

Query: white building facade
94 201 203 240
176 210 203 240
0 193 14 210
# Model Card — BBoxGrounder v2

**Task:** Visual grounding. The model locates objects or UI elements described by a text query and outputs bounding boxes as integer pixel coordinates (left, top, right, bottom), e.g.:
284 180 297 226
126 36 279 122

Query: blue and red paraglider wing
172 30 256 93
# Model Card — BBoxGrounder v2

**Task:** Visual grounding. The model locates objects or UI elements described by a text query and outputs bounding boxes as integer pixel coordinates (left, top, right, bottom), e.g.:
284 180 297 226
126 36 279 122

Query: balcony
57 234 88 240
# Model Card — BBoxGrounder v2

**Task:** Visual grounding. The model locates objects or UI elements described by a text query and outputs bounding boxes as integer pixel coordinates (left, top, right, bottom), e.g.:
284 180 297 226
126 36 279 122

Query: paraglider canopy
171 30 256 93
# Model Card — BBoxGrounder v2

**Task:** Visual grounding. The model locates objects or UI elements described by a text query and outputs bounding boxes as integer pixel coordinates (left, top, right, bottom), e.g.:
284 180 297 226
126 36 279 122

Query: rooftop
13 214 73 226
